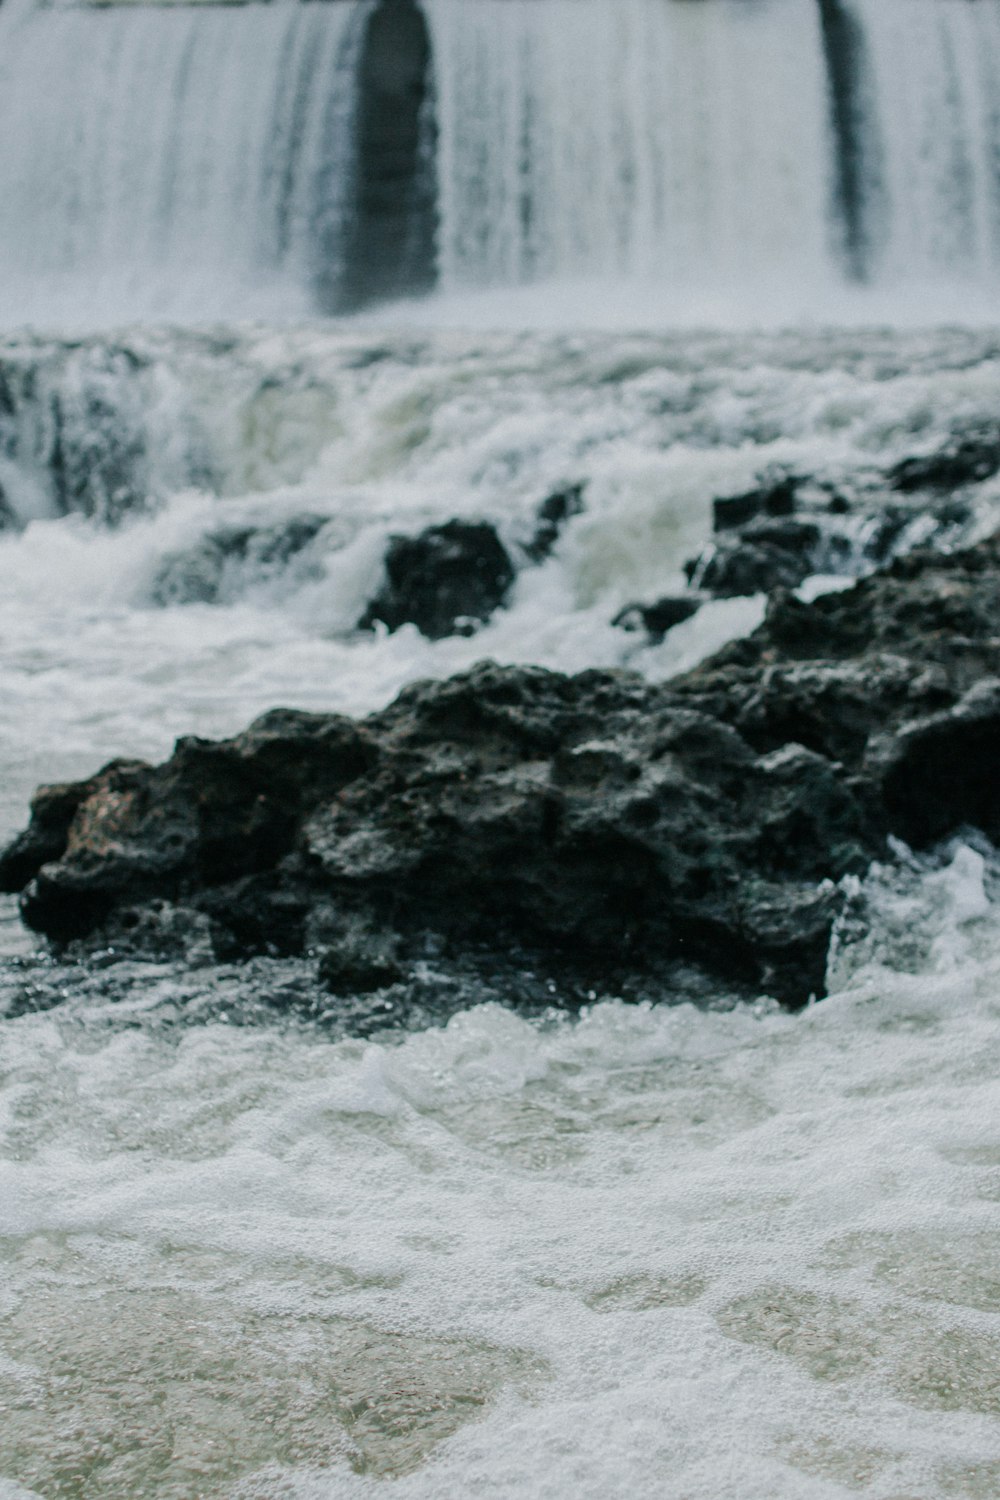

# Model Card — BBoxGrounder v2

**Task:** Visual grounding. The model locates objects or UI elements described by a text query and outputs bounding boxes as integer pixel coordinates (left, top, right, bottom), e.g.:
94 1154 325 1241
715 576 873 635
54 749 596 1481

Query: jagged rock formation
7 535 1000 1009
612 596 705 643
358 519 516 639
679 450 982 603
887 423 1000 495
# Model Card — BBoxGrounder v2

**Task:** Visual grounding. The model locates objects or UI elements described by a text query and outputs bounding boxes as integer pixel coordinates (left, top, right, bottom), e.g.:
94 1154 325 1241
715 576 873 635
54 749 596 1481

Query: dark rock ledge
7 535 1000 1011
615 444 986 644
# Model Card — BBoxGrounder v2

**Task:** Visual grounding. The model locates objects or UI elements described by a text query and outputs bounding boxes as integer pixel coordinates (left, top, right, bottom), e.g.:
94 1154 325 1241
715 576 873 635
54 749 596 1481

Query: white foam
1 323 998 846
2 327 1000 1496
2 852 1000 1496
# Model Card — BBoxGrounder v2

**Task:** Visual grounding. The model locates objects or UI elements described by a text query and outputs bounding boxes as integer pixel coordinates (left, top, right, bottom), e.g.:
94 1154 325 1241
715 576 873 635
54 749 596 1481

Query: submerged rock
359 519 515 639
888 423 1000 494
9 534 1000 1009
612 595 705 643
522 483 586 563
150 515 327 606
0 479 15 530
686 518 821 596
316 918 406 997
686 469 978 600
712 468 799 532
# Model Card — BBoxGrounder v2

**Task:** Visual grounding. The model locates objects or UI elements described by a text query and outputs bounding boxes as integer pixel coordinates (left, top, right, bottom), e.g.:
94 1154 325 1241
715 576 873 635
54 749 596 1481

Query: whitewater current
1 325 1000 1498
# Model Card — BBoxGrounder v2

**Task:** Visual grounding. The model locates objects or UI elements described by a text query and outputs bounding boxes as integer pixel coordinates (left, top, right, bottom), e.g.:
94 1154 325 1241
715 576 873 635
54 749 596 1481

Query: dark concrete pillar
817 0 885 281
324 0 438 311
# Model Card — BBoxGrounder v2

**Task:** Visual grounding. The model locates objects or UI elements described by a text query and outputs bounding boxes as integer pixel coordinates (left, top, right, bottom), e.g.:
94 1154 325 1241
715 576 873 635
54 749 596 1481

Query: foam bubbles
3 869 1000 1495
2 327 1000 1495
2 324 999 847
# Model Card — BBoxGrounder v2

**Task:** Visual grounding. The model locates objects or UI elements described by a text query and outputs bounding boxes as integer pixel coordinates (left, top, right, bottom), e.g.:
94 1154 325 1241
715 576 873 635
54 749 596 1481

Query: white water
0 0 1000 324
1 1 1000 1492
2 842 1000 1498
3 324 1000 834
0 0 368 325
1 327 1000 1498
855 0 1000 285
428 0 832 291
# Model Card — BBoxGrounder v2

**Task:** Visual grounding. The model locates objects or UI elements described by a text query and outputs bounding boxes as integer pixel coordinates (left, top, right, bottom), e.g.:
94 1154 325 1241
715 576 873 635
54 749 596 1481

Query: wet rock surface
0 479 14 530
522 483 586 564
711 468 800 531
359 519 516 639
887 421 1000 495
680 459 980 603
8 534 1000 1011
612 595 705 643
687 517 822 596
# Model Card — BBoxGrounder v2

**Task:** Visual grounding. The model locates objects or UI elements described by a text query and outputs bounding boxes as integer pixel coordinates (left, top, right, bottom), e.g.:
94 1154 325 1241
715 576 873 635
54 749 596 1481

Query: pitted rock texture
7 536 1000 1009
359 519 516 639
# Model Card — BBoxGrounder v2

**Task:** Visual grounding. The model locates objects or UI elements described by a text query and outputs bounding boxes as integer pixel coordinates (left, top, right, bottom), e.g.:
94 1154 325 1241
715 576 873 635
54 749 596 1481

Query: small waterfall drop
851 0 1000 286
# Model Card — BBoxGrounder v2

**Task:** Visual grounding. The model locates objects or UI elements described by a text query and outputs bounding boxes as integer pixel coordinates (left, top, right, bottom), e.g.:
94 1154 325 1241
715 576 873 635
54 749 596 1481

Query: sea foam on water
1 844 1000 1497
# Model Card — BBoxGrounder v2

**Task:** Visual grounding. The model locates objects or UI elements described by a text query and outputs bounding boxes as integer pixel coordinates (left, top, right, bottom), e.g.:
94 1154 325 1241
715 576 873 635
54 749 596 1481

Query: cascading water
426 0 1000 311
0 0 372 324
851 0 1000 285
0 0 999 324
4 6 1000 1500
428 0 833 292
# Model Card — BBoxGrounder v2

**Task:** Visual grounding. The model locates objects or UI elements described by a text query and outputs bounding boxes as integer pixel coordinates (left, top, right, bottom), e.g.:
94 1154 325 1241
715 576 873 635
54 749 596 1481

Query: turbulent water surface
2 0 1000 1491
1 326 1000 1498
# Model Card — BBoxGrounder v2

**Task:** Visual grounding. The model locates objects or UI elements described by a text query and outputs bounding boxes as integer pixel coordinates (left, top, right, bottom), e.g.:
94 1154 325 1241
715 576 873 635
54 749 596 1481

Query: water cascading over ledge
0 0 997 324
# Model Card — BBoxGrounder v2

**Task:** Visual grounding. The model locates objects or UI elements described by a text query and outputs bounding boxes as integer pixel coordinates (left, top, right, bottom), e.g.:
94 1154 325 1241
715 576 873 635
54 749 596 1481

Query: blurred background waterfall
0 0 998 326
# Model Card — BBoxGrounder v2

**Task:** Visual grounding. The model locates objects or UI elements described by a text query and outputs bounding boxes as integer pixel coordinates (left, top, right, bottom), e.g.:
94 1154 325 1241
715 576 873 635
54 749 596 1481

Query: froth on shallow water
2 326 1000 1496
1 845 1000 1497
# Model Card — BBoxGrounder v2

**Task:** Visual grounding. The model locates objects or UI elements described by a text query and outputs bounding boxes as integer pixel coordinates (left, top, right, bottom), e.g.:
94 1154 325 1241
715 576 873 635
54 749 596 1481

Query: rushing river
1 325 1000 1499
2 0 1000 1491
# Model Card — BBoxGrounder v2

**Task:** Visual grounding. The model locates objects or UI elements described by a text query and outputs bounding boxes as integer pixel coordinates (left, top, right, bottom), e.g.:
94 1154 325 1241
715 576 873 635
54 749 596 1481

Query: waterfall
851 0 1000 285
0 0 371 324
0 0 998 325
426 0 833 293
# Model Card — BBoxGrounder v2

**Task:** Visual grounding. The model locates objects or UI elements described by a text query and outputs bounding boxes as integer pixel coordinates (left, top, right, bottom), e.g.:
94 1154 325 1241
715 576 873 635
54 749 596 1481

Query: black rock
359 519 516 639
687 478 980 599
685 539 814 596
713 469 799 532
318 930 406 996
612 595 705 642
523 483 586 563
11 535 1000 1011
741 518 821 554
686 519 822 597
888 423 1000 494
874 680 1000 849
0 772 119 895
0 479 15 530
